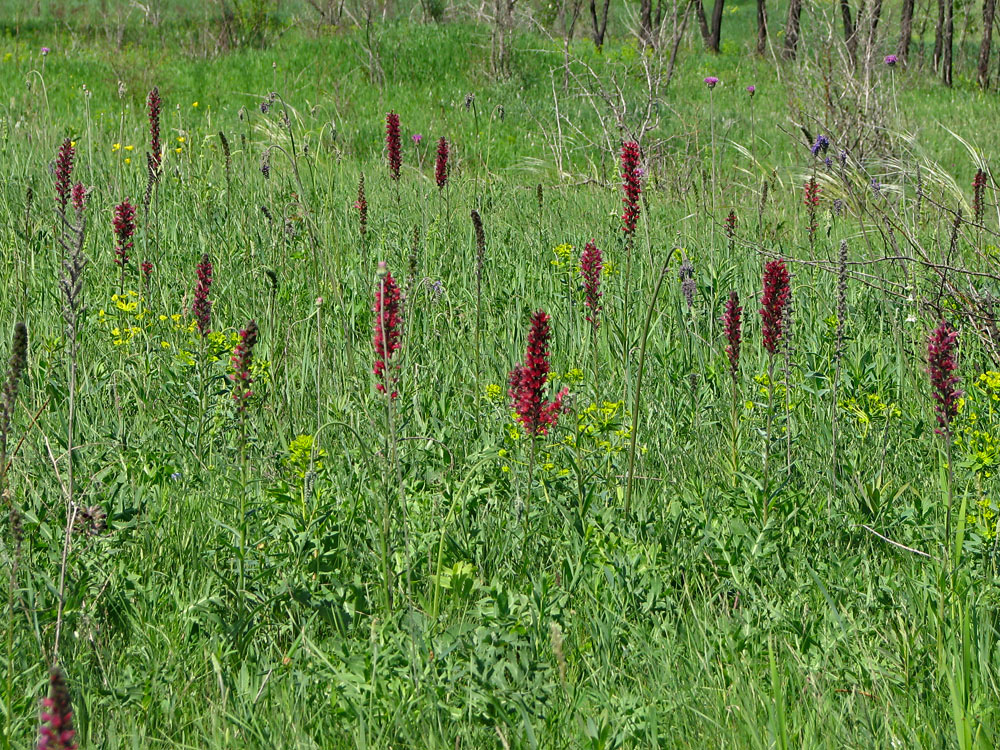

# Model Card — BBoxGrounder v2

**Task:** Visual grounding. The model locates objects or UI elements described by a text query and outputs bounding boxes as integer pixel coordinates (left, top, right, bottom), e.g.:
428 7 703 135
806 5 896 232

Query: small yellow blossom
177 136 186 143
125 144 133 151
192 102 199 108
124 157 131 165
174 147 183 154
112 143 121 151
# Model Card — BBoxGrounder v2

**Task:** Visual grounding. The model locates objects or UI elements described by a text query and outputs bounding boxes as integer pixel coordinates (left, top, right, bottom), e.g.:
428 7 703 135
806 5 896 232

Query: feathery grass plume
759 258 790 521
678 256 696 310
580 240 603 329
620 141 641 236
192 253 213 337
386 112 402 181
38 667 77 750
219 131 232 198
356 172 368 239
147 86 162 173
0 322 28 467
471 209 486 387
229 321 259 411
373 262 401 399
722 292 742 482
54 138 75 216
973 168 987 225
435 136 449 189
509 311 568 437
112 199 136 292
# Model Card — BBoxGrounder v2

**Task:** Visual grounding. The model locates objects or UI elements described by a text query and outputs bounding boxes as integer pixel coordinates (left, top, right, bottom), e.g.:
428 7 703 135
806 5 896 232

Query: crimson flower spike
229 320 259 410
385 112 402 181
192 253 213 337
509 310 568 436
435 136 449 189
54 138 75 213
148 87 162 173
928 319 962 435
760 259 791 355
620 141 641 236
580 240 603 329
373 261 402 398
38 667 77 750
113 199 137 268
722 291 742 381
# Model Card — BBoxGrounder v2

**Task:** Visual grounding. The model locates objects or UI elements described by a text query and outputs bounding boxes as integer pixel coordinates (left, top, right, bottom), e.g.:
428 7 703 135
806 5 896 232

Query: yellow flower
192 102 199 108
484 383 502 401
70 141 76 147
174 147 183 154
161 341 170 349
112 143 121 151
125 144 134 151
124 157 131 165
177 136 186 143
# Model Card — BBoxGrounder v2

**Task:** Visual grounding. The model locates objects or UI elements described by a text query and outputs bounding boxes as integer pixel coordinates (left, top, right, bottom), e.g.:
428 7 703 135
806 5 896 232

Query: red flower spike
509 310 568 436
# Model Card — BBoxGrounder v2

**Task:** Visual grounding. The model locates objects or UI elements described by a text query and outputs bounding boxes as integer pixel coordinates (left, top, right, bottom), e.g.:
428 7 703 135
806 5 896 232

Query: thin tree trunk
841 0 858 64
590 0 610 50
865 0 883 69
694 0 711 46
934 0 946 70
979 0 997 87
898 0 915 61
783 0 803 59
640 0 654 45
943 0 954 84
708 0 725 51
756 0 767 55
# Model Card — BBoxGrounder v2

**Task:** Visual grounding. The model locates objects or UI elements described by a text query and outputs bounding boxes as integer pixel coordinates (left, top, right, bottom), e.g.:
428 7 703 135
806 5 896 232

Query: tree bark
640 0 654 45
840 0 858 64
934 0 946 71
589 0 610 50
943 0 954 85
865 0 882 68
695 0 711 45
897 0 915 61
708 0 725 51
783 0 803 59
979 0 997 87
756 0 767 55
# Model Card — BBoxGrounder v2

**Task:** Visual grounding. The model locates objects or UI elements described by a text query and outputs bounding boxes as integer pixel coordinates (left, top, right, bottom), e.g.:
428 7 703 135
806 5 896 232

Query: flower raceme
435 136 449 189
55 138 75 213
373 262 402 398
113 199 137 267
385 112 402 181
229 320 259 410
760 259 791 355
973 168 987 225
355 172 368 238
620 141 641 236
722 291 742 381
509 310 568 436
580 240 603 329
38 667 77 750
927 319 962 434
148 87 162 173
192 253 213 337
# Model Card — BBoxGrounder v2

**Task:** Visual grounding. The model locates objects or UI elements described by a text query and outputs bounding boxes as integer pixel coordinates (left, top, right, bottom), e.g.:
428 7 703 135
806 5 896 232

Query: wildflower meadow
2 1 1000 747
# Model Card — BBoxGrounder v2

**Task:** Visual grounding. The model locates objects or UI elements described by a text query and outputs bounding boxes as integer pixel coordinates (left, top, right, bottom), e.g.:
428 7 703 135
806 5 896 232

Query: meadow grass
1 4 999 748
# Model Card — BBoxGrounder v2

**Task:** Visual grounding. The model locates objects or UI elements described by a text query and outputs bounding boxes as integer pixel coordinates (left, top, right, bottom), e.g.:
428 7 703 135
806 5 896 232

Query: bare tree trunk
934 0 945 70
695 0 711 45
640 0 653 45
865 0 883 69
589 0 610 51
756 0 767 55
841 0 858 64
708 0 725 51
943 0 954 84
783 0 803 59
979 0 997 87
898 0 915 60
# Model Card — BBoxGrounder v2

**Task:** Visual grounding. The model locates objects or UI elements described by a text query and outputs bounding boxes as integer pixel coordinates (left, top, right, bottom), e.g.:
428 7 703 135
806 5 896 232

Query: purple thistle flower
746 84 756 96
412 133 423 144
704 76 719 88
884 54 898 66
41 47 50 56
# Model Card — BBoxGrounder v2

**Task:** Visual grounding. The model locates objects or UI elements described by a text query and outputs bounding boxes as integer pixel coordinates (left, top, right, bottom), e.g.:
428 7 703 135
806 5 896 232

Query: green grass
1 5 1000 748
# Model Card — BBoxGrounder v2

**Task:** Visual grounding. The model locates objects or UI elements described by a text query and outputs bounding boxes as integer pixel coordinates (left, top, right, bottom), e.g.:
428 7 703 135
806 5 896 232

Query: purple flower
41 47 50 56
810 134 830 157
704 76 719 89
746 85 755 96
884 54 898 66
412 133 423 144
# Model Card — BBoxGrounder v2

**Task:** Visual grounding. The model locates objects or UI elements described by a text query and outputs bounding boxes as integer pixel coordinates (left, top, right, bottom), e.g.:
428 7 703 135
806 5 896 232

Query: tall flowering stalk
38 667 77 750
470 210 487 393
927 319 962 565
580 239 603 383
722 291 742 483
192 254 213 337
112 199 136 294
229 321 259 411
373 262 402 399
804 177 821 246
831 240 849 497
725 209 736 253
620 141 641 237
54 138 75 219
435 137 449 189
147 87 162 174
510 310 568 510
973 168 987 226
759 259 790 522
385 112 402 182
